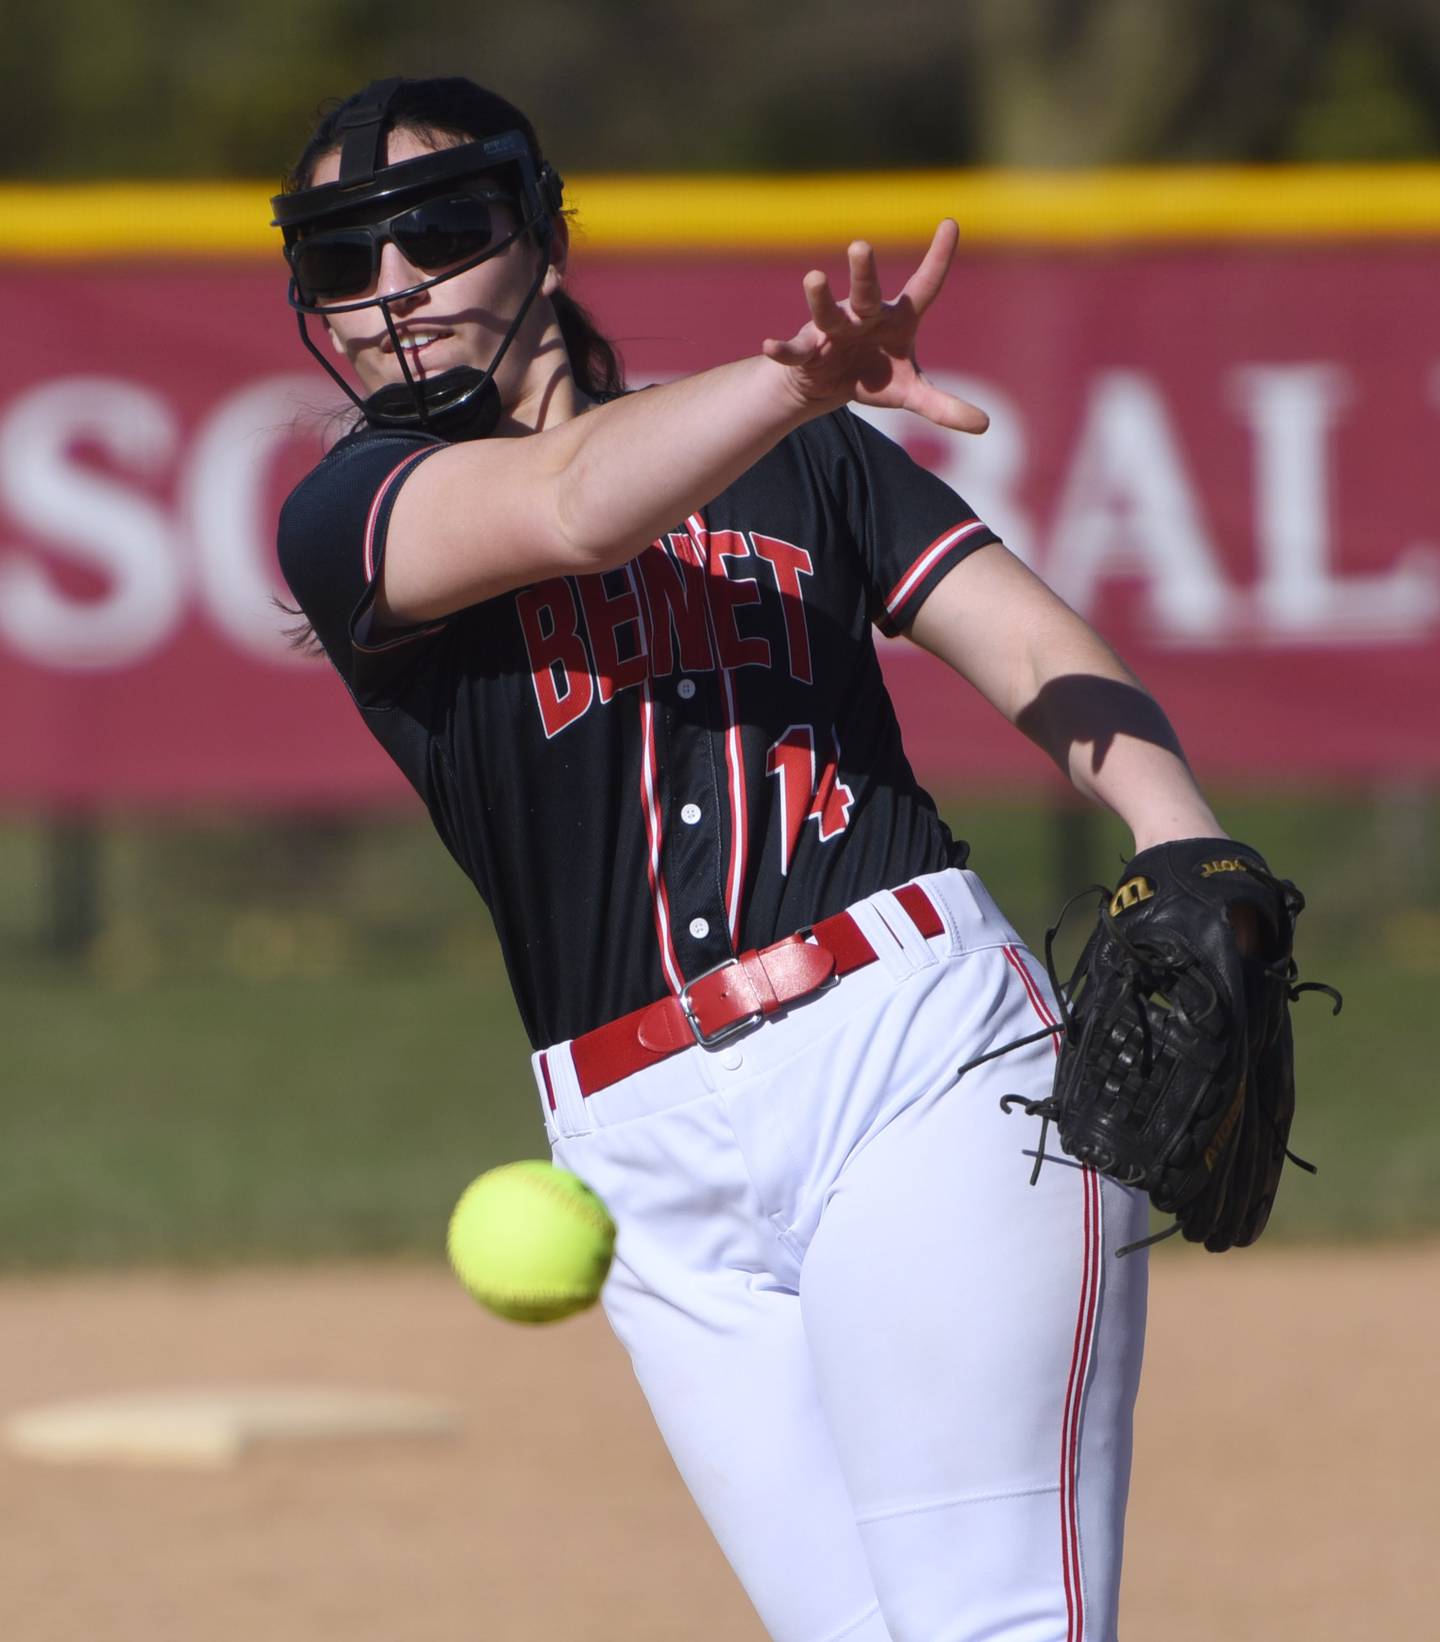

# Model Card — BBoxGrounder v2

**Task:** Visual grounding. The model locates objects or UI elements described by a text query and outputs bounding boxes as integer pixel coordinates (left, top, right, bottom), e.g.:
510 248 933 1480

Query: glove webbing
953 877 1341 1258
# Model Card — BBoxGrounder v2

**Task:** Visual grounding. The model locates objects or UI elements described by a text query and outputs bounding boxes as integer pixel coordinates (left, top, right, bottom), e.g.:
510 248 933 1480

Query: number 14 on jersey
766 724 856 876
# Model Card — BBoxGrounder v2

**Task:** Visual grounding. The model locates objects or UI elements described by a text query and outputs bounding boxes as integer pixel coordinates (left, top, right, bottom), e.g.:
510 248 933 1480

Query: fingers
803 240 883 335
846 240 882 317
801 227 951 339
909 376 990 435
901 219 960 316
803 269 848 335
762 329 822 367
767 223 982 432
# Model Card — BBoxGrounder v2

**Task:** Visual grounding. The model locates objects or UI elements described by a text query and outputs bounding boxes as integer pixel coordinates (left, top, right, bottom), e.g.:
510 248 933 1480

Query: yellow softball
446 1161 616 1324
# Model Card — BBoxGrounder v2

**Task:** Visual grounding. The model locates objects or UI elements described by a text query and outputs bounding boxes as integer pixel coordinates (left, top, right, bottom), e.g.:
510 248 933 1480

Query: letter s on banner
0 378 183 669
182 374 338 666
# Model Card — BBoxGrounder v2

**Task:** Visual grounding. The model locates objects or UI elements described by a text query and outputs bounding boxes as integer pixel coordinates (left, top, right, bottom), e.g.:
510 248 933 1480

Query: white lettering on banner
1232 364 1440 641
2 361 1435 673
1045 371 1236 640
182 375 321 666
0 378 184 669
0 374 339 673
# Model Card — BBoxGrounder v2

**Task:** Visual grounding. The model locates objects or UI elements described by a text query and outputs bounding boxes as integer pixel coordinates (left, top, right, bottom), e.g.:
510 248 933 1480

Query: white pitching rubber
2 1386 460 1468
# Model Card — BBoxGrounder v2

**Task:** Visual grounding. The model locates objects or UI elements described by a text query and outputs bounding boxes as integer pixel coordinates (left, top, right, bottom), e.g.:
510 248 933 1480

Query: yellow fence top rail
4 166 1440 258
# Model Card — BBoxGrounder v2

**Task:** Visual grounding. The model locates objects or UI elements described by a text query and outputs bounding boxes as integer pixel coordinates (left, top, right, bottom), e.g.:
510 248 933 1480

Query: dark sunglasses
288 188 513 302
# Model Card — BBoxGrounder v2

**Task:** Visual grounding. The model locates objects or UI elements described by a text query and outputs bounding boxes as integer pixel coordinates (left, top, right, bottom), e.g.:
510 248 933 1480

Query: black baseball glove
998 838 1341 1255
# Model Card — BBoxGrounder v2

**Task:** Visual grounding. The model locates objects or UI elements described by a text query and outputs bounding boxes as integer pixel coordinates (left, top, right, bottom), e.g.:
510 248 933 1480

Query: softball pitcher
273 75 1238 1641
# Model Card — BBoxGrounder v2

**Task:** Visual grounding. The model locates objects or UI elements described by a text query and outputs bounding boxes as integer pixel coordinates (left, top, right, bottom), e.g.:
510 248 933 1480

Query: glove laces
954 874 1344 1258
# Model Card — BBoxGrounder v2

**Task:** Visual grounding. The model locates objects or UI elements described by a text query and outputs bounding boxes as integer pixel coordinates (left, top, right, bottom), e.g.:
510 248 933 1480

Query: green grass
1 974 541 1271
1263 951 1435 1240
2 796 1435 1269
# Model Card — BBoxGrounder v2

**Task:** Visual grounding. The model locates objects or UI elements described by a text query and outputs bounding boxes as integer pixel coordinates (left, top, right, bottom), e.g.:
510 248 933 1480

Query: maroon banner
3 247 1436 808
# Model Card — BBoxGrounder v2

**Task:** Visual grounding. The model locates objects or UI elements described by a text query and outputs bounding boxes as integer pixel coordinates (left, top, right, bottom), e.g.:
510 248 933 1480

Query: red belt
557 884 944 1101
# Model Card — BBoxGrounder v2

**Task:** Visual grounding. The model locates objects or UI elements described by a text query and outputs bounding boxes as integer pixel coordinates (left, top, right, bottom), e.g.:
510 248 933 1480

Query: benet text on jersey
516 516 818 739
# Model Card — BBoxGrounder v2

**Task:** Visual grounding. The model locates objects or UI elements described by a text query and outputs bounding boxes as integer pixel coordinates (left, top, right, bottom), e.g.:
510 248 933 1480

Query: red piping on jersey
687 512 748 944
362 447 434 582
720 663 746 941
352 447 448 651
629 559 685 996
882 519 988 620
539 1050 558 1113
638 677 685 996
1003 943 1100 1642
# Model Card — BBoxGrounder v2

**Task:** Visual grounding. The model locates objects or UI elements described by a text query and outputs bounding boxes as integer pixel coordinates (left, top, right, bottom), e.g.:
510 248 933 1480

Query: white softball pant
534 868 1149 1642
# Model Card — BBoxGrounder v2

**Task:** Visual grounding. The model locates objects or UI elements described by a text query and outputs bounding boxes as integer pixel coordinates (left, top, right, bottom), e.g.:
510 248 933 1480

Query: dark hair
285 76 624 399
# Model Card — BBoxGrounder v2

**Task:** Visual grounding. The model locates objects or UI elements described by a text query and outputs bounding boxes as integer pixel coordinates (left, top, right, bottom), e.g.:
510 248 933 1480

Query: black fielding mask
363 368 503 441
336 76 399 182
272 77 565 439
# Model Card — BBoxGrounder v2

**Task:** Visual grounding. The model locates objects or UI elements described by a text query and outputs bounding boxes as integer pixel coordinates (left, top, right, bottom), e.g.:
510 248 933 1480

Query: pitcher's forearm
383 355 834 620
1058 717 1225 854
1010 639 1225 852
549 356 835 561
382 224 983 623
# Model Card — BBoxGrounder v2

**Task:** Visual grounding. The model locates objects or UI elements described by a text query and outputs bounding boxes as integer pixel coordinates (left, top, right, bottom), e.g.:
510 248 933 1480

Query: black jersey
278 408 998 1048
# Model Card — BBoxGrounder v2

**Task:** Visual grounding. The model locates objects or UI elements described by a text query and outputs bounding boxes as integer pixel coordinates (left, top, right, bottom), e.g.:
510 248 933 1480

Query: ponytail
552 285 626 400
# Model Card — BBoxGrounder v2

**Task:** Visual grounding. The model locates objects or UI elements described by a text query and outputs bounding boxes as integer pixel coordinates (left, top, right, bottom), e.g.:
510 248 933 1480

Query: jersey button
680 803 702 825
677 678 697 700
688 917 710 939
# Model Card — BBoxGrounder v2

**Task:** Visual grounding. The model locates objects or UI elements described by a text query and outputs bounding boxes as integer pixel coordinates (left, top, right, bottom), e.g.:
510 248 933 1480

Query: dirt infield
1 1246 1430 1641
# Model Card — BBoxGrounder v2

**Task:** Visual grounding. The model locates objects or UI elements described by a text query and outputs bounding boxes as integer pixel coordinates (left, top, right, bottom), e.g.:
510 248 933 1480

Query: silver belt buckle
679 958 763 1048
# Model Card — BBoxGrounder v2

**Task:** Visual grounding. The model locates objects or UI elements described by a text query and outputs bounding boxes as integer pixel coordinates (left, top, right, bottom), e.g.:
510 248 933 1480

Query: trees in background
964 0 1440 165
5 0 1440 177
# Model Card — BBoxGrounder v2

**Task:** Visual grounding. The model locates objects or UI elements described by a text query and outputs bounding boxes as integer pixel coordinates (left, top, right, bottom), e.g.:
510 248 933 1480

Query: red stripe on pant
1003 944 1102 1642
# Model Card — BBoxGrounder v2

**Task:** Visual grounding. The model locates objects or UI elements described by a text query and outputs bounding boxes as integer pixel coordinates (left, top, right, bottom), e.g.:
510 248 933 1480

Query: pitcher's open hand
763 221 989 434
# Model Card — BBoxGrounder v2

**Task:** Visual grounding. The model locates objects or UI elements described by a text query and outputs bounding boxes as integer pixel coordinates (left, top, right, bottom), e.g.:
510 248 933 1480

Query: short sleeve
276 427 449 706
822 410 999 635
